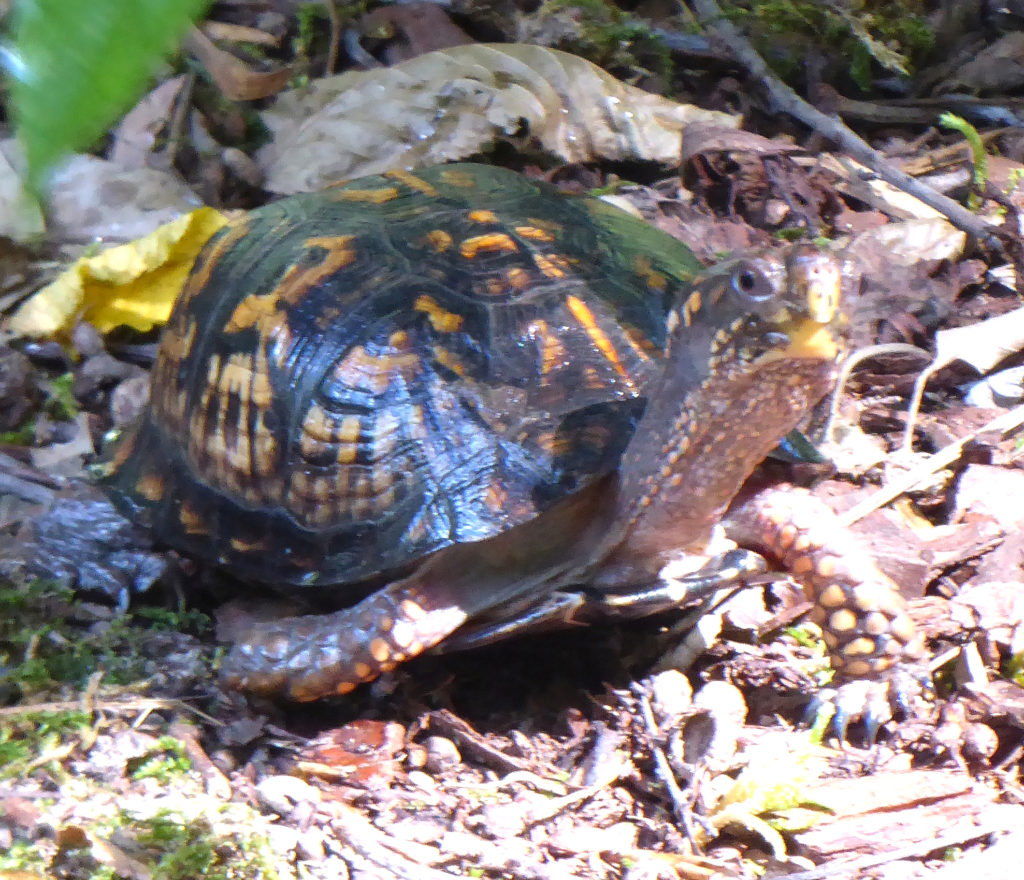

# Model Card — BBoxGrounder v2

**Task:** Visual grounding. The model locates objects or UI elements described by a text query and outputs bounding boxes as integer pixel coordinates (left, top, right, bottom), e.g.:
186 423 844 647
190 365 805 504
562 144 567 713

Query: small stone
256 774 321 815
405 742 428 769
296 827 327 861
423 736 461 773
406 770 435 791
265 823 300 855
647 669 693 725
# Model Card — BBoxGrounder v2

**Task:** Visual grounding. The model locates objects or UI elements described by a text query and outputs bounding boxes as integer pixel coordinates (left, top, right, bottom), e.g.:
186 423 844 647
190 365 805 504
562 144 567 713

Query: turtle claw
805 668 931 744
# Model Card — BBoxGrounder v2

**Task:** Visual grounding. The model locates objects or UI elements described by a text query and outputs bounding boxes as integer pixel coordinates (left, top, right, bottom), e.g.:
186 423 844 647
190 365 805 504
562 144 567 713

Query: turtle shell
101 164 707 586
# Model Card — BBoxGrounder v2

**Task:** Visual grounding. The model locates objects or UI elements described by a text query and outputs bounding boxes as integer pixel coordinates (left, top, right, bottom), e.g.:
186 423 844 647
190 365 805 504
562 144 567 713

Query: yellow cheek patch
779 321 839 361
460 233 519 259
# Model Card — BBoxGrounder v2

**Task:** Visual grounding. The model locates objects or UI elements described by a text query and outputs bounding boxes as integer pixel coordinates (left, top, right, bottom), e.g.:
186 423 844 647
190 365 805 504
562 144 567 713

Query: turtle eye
730 261 776 303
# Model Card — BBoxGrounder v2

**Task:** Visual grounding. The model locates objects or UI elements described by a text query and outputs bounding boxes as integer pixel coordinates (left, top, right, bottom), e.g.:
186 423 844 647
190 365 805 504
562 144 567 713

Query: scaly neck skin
591 354 837 588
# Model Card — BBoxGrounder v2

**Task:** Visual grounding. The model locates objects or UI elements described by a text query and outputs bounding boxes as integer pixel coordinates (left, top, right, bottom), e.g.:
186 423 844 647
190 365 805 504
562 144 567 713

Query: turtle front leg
726 486 928 740
220 577 470 701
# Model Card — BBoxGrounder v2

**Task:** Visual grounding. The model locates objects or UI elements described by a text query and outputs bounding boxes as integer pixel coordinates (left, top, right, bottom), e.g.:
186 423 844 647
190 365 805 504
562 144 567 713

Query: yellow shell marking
414 294 464 332
179 502 205 535
423 229 453 253
438 168 478 188
528 319 568 378
332 187 400 204
460 233 518 259
532 253 570 279
565 295 629 380
469 209 499 223
506 267 532 290
180 217 252 306
135 473 165 501
431 345 467 377
633 254 667 291
385 169 439 196
514 225 555 242
226 292 281 333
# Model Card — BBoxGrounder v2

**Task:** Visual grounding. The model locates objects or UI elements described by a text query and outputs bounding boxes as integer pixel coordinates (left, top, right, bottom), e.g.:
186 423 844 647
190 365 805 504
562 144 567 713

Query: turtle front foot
727 486 930 742
219 582 468 701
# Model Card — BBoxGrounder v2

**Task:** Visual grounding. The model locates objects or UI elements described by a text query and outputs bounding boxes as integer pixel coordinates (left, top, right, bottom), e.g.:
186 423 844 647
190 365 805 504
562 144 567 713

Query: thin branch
688 0 1001 251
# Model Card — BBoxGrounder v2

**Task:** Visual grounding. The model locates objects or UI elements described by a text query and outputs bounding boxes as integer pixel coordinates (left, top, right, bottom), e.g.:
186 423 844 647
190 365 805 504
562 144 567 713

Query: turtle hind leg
220 576 470 701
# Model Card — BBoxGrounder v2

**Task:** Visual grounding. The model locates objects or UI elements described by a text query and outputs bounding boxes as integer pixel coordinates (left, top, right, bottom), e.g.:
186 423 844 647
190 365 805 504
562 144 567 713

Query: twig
689 0 1001 251
839 403 1024 527
766 822 1021 880
321 0 341 75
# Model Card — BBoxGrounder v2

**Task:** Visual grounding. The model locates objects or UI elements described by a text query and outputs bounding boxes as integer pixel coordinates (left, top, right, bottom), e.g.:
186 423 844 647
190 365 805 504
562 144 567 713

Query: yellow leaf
8 207 228 338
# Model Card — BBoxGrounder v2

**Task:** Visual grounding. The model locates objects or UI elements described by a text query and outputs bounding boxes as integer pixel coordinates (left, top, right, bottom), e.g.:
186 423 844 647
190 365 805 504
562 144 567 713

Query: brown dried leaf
260 43 739 193
681 123 801 162
184 27 291 102
297 720 406 785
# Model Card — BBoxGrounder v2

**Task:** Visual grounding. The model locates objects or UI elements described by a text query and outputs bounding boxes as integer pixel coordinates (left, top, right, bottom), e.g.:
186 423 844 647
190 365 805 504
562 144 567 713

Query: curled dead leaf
260 43 740 193
7 207 227 338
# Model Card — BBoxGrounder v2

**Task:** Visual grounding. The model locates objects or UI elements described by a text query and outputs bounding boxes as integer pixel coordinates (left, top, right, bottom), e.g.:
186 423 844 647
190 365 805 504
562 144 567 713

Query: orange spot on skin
469 209 499 223
484 276 507 296
565 295 629 379
414 295 464 332
460 233 518 259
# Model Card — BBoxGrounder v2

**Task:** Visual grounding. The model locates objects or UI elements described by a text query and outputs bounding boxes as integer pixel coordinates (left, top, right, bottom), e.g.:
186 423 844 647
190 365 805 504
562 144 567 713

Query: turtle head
611 244 847 566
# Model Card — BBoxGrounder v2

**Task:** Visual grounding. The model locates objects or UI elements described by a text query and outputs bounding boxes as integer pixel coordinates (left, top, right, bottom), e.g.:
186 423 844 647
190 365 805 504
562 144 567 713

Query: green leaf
8 0 211 192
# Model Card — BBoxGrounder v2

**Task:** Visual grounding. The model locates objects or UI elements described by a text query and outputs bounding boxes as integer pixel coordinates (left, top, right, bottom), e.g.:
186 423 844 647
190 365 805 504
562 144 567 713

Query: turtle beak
772 247 844 362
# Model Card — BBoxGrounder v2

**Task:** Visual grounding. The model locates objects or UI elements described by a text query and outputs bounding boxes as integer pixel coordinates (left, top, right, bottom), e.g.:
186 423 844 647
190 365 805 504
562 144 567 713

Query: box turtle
100 164 923 732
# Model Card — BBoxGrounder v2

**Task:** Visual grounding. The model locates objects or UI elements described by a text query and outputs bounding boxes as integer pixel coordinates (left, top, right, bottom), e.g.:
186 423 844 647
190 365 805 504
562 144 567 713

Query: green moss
0 710 91 780
533 0 672 81
728 1 933 90
0 576 209 695
0 839 49 872
45 371 79 421
118 810 282 880
130 736 192 782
